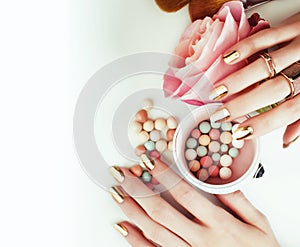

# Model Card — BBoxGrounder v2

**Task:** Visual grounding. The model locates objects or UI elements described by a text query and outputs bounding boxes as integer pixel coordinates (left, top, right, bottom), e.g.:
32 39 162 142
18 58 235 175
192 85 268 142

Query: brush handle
240 0 273 9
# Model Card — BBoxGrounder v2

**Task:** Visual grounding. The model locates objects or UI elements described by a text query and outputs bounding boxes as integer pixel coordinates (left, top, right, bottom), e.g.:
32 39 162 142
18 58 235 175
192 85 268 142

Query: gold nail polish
209 85 228 101
283 136 299 149
210 107 231 123
223 50 240 64
110 186 125 203
232 126 254 140
114 223 128 237
110 166 125 183
140 154 155 171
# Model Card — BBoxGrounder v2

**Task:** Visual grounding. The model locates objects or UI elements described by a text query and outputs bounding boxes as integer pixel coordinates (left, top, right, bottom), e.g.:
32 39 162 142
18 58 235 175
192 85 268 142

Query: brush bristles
155 0 191 12
189 0 231 21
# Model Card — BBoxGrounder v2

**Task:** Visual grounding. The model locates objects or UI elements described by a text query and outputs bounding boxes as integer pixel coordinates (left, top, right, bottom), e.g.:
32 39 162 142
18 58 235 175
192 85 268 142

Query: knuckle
175 182 195 205
147 202 168 221
144 225 164 241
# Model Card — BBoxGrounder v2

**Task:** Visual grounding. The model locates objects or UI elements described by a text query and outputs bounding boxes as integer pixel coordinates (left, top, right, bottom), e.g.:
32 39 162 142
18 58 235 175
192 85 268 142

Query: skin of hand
208 12 300 147
109 157 280 247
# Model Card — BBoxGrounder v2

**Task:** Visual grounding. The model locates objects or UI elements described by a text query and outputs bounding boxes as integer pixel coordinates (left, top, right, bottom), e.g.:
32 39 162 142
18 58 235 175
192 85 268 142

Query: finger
110 186 189 247
223 21 300 64
216 191 270 231
214 74 292 122
283 119 300 148
110 167 201 245
114 221 156 247
140 155 234 227
210 40 300 101
229 94 300 140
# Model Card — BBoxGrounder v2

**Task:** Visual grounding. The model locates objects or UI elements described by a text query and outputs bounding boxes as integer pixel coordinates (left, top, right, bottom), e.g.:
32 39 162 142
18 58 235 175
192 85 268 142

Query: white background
0 0 300 246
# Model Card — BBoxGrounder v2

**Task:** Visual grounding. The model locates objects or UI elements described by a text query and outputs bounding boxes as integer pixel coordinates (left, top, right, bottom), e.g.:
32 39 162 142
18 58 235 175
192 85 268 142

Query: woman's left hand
109 155 279 247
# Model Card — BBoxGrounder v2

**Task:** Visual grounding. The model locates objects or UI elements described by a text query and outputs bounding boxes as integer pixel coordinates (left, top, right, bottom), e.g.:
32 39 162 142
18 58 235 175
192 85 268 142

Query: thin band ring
280 61 300 100
260 52 277 79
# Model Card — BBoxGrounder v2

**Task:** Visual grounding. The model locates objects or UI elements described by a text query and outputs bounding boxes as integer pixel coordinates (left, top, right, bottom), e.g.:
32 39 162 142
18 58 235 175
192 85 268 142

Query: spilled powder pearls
130 98 178 158
130 164 158 189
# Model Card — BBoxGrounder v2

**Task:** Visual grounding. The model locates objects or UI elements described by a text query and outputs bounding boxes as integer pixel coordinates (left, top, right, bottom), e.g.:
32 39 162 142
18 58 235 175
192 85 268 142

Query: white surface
0 0 300 247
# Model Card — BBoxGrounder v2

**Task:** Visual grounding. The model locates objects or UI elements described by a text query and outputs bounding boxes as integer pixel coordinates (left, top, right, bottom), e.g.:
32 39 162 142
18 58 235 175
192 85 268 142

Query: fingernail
140 154 155 171
210 107 231 123
114 223 128 237
209 85 228 101
110 166 125 183
232 126 254 140
110 186 125 203
223 50 239 64
283 136 299 149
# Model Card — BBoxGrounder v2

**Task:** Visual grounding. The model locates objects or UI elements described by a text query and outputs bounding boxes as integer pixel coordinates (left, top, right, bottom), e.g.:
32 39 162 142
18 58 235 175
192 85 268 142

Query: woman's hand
208 17 300 147
109 155 279 247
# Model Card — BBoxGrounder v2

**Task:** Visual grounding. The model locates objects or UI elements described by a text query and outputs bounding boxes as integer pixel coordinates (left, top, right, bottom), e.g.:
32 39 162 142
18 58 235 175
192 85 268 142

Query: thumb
283 119 300 148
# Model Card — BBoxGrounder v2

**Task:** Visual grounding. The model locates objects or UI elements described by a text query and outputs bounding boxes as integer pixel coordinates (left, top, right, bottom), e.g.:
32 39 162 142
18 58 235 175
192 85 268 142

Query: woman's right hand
209 15 300 148
109 155 279 247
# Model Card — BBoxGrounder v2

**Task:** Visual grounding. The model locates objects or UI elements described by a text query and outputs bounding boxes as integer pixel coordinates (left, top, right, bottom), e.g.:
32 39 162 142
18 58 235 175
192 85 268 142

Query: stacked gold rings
260 52 300 100
280 61 300 100
260 52 277 78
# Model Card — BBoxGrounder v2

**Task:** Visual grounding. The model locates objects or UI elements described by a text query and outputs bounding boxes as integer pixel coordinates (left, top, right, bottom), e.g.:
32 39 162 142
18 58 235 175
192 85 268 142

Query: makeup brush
189 0 231 21
155 0 273 21
154 0 191 12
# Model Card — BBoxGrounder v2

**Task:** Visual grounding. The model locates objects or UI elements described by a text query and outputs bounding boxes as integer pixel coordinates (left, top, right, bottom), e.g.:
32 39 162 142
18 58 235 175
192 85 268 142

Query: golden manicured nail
223 50 240 64
210 107 231 123
114 223 128 237
140 154 155 171
209 85 228 101
110 166 125 183
232 126 254 140
283 136 299 149
110 186 125 204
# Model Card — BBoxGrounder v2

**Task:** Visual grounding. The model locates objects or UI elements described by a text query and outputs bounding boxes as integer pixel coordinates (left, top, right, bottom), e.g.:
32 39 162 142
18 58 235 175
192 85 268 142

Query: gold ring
260 52 277 79
280 61 300 100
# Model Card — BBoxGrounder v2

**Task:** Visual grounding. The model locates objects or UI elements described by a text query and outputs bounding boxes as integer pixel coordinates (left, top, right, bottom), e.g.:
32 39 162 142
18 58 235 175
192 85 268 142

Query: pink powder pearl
191 129 201 139
209 128 220 140
150 150 160 160
200 156 213 168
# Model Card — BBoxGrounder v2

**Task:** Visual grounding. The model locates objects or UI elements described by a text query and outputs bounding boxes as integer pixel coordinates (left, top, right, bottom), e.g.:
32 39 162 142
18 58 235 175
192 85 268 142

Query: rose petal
215 1 251 40
163 1 269 105
163 69 182 97
189 20 224 68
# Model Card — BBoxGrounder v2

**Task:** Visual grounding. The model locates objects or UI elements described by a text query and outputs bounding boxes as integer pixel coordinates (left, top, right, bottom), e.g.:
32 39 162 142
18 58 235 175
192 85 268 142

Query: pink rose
163 1 269 106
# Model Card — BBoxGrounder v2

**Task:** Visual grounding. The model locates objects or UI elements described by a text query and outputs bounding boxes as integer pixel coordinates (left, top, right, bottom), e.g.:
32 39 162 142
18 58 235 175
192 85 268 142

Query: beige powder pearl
142 98 153 111
154 118 167 131
156 139 167 153
130 121 142 133
139 131 150 143
143 120 154 132
167 116 178 129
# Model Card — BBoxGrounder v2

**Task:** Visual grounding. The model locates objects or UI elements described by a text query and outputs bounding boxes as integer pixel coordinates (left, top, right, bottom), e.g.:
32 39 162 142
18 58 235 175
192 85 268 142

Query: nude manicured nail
210 107 231 123
110 166 125 183
232 126 254 140
223 50 240 64
140 154 155 171
114 223 128 237
209 85 228 101
283 136 299 149
110 186 125 204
